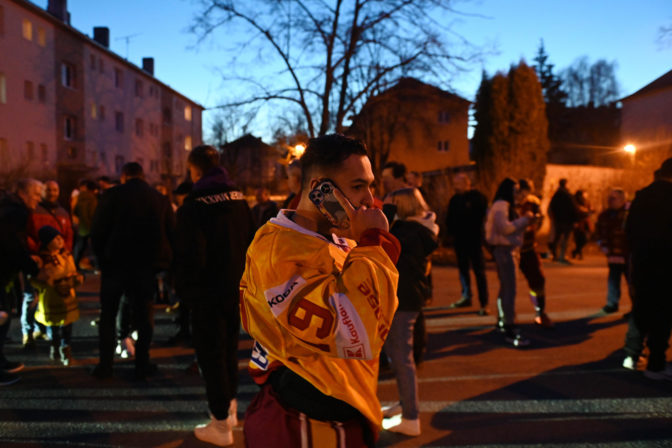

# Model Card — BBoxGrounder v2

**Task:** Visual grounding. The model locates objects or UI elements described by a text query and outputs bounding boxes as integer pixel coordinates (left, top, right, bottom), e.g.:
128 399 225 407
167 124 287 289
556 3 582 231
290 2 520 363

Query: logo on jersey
264 276 307 316
250 341 270 370
329 293 372 360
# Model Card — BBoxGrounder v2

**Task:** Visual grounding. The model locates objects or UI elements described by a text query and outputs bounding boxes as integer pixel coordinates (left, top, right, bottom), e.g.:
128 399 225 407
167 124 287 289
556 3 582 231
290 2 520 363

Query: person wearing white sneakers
174 146 254 446
381 188 439 437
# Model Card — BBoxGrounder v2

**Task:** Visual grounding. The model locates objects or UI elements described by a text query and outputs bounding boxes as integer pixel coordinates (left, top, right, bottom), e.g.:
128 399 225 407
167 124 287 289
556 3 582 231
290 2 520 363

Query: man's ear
308 177 322 191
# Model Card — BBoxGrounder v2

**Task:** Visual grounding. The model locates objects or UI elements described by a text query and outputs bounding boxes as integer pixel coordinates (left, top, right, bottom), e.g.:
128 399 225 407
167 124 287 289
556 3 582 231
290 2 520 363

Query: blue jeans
455 242 489 307
20 282 42 336
493 246 517 326
606 263 629 308
47 324 72 348
383 310 419 420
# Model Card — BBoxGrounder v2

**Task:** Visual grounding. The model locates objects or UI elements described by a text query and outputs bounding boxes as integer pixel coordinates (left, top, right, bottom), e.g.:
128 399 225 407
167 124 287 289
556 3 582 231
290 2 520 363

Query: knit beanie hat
38 225 61 248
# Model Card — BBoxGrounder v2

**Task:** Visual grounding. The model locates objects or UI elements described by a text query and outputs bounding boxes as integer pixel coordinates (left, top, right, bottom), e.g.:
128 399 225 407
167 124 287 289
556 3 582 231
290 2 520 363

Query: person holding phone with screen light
240 134 401 448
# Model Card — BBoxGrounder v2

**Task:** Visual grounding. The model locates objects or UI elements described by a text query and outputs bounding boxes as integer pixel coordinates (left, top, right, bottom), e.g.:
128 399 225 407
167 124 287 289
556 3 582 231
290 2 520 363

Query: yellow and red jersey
240 211 399 429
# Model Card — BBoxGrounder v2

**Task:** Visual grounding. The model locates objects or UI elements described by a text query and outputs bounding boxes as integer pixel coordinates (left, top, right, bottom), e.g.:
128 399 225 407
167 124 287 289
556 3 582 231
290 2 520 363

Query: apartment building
0 0 203 189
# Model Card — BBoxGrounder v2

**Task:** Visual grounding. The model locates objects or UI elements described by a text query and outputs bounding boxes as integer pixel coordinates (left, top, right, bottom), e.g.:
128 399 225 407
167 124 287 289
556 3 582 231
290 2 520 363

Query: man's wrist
358 228 401 264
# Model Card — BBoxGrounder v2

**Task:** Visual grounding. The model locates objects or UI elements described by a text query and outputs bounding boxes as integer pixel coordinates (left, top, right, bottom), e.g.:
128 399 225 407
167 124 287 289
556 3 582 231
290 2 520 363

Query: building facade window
0 73 5 104
114 68 123 88
38 84 46 103
0 5 4 37
163 108 171 125
90 54 96 70
184 105 192 121
67 146 77 159
99 105 106 121
135 79 143 97
135 118 144 137
98 58 104 73
22 19 32 41
24 80 33 100
26 141 34 159
100 151 106 164
115 111 124 132
61 62 76 88
91 102 97 119
150 160 158 172
0 138 8 164
185 135 192 151
438 111 451 123
41 143 48 162
115 155 125 173
437 140 450 152
37 28 46 47
64 116 76 140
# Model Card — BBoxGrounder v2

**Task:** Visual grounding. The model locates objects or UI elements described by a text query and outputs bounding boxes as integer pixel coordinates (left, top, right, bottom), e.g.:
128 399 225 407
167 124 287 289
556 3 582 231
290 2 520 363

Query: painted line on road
0 384 260 398
380 368 629 384
425 308 616 329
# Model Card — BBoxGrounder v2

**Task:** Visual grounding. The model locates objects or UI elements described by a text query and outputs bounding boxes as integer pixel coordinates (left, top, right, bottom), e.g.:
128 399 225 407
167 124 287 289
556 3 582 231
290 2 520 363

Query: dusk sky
35 0 672 140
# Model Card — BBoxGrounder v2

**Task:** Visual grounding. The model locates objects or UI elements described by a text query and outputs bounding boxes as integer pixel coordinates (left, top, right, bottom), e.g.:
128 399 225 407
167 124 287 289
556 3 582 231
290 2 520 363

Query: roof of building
621 68 672 102
220 134 274 151
382 77 471 105
13 0 204 109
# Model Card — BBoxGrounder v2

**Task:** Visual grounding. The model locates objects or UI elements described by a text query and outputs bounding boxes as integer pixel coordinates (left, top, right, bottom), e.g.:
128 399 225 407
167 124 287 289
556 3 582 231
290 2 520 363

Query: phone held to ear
308 179 350 229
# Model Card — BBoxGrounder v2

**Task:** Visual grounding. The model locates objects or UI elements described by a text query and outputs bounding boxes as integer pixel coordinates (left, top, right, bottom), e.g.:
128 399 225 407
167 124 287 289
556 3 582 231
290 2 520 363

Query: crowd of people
1 135 671 447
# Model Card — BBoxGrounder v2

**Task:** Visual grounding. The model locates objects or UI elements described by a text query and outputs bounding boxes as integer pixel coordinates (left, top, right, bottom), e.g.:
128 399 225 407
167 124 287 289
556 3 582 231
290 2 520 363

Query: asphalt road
1 251 671 447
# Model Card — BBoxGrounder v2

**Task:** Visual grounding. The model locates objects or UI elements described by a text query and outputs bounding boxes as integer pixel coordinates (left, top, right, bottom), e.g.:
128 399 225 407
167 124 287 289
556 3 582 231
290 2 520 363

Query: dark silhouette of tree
472 62 549 198
190 0 480 137
533 40 566 106
560 57 620 107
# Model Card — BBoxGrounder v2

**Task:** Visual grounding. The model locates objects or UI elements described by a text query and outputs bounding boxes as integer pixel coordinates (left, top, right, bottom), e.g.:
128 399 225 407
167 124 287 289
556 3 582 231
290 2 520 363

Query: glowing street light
291 143 306 159
624 144 636 154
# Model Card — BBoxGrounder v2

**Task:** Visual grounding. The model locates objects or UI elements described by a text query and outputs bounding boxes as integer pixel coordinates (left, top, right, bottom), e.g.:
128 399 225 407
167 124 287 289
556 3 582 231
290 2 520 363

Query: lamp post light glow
292 143 306 159
624 144 636 154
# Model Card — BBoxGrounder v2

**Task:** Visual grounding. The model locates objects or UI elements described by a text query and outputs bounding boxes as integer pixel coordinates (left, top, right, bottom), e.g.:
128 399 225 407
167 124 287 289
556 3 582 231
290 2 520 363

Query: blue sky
35 0 672 140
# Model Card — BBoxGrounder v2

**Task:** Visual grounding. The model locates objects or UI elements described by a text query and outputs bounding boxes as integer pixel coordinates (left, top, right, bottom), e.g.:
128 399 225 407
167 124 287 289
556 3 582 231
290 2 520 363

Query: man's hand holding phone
333 188 388 242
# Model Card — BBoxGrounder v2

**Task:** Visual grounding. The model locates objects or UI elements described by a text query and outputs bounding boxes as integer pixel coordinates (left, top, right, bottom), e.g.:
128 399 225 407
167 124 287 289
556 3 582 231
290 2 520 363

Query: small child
596 188 629 314
31 225 82 366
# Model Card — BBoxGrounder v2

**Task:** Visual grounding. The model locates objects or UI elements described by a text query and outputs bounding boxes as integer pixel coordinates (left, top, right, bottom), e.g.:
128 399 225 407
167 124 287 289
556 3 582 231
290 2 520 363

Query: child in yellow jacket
31 226 83 366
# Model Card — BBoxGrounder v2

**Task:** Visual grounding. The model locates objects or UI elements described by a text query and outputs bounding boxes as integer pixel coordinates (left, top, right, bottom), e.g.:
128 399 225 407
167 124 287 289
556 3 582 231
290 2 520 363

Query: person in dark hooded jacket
174 145 254 446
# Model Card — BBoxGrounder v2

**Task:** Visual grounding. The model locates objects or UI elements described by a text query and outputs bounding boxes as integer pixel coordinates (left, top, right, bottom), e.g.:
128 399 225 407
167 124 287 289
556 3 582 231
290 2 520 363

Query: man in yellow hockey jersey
240 134 400 447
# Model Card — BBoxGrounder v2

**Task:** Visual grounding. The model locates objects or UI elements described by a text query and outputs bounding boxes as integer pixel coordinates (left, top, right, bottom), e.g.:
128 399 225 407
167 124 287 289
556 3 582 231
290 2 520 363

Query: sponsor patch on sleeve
250 340 270 370
264 276 307 317
328 293 372 360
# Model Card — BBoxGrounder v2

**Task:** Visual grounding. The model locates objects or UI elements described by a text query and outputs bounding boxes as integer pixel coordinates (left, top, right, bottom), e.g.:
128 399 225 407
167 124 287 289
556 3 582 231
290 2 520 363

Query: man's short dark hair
188 145 220 173
559 178 568 188
300 134 368 188
121 162 144 179
659 157 672 179
383 161 407 180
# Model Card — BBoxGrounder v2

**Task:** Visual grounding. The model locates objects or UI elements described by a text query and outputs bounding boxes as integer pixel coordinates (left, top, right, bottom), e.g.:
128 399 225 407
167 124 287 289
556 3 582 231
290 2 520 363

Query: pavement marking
0 384 260 398
381 368 631 383
2 396 671 418
0 422 244 438
425 309 614 329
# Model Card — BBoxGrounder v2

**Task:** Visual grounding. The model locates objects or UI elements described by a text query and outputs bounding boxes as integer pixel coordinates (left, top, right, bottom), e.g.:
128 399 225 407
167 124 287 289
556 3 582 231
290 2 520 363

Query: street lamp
291 143 306 159
624 144 636 154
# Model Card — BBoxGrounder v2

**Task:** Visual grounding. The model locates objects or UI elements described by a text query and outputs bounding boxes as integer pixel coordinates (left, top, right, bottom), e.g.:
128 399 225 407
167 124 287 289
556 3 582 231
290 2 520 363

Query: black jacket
0 193 38 285
91 178 174 271
445 189 488 243
626 180 672 262
549 187 577 226
174 168 254 304
390 220 438 312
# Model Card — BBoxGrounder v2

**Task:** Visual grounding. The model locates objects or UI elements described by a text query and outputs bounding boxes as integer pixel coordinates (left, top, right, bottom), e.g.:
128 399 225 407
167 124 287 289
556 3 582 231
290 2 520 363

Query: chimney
142 58 154 76
47 0 69 24
93 27 110 48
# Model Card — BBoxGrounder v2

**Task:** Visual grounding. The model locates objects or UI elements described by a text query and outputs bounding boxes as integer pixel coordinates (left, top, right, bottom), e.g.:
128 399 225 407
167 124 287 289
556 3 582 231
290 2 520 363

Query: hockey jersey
240 211 400 429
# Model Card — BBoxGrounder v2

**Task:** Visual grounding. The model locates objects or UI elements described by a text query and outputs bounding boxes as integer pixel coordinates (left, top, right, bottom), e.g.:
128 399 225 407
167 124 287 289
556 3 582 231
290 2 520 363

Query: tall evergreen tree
533 40 567 106
473 62 549 198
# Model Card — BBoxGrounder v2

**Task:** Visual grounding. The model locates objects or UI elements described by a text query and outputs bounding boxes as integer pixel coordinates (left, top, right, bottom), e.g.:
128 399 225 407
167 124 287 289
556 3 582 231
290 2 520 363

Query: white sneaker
194 415 233 446
622 356 636 370
385 417 421 436
382 402 402 418
228 398 238 427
